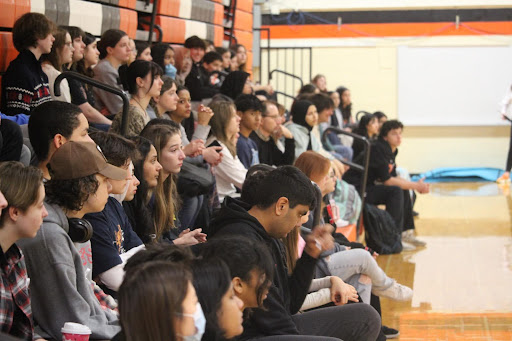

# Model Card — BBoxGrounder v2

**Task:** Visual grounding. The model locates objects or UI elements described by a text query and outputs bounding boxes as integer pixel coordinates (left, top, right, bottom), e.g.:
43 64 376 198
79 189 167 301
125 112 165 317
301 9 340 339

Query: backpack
177 159 215 198
362 204 402 254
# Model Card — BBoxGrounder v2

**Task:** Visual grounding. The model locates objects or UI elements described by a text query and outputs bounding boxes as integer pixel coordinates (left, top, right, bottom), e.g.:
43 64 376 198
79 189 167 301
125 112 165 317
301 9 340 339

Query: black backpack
363 204 402 254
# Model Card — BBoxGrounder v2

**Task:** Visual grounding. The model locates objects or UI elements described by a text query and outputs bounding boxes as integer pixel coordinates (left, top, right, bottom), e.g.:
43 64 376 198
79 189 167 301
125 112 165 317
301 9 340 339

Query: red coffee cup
61 322 92 341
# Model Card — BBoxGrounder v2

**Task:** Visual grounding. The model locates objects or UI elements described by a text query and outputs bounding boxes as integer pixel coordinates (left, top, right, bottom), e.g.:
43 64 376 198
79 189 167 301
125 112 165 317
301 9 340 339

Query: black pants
0 119 23 162
507 124 512 171
253 304 381 341
365 185 415 231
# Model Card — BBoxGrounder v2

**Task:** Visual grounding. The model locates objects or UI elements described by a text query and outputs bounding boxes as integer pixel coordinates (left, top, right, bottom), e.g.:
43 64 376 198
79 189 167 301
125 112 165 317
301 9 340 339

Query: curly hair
45 171 99 212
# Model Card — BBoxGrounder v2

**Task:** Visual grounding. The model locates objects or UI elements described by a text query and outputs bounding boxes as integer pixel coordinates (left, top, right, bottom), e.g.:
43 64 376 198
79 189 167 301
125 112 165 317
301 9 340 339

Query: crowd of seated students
0 11 437 341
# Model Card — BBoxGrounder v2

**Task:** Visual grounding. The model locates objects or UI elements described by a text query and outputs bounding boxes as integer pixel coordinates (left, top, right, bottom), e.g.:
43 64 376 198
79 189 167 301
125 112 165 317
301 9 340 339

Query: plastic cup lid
61 322 92 335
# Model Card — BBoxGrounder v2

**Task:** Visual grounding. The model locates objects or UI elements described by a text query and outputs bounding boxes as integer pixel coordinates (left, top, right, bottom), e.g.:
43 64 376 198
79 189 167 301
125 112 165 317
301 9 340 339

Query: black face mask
67 218 93 243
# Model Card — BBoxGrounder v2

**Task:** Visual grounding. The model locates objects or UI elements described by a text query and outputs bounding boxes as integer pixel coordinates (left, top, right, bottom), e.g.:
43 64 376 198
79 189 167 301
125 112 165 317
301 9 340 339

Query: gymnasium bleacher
0 0 254 91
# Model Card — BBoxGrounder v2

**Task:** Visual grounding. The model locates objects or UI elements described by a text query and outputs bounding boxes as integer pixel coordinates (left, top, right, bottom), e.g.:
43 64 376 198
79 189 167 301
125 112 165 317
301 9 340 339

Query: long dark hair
119 261 191 341
151 43 173 70
336 86 352 123
123 136 154 243
192 258 233 341
75 32 97 78
354 113 377 138
140 123 182 234
198 236 274 308
126 60 163 95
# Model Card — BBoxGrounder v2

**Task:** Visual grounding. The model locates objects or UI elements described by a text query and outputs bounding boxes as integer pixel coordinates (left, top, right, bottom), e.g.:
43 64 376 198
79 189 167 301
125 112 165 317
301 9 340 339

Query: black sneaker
381 325 399 339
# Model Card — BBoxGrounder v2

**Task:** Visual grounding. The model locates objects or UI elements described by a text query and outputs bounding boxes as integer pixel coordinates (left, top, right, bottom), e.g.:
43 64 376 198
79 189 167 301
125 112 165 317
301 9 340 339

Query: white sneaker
402 230 426 247
401 241 416 251
373 280 413 301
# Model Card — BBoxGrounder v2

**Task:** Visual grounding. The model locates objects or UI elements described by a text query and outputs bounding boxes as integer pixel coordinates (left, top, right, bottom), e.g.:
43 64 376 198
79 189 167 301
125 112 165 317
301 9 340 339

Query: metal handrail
269 69 303 86
224 32 238 46
139 19 163 43
321 126 371 234
253 27 270 82
54 71 130 136
147 0 158 43
355 110 371 122
274 91 295 100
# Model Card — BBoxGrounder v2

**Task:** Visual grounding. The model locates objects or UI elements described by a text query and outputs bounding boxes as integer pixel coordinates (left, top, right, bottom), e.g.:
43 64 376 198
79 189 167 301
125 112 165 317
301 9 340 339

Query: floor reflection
377 182 512 340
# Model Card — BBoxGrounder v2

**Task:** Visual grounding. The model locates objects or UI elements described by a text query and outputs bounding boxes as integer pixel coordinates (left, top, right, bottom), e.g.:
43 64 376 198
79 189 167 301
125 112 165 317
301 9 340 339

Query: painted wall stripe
263 8 512 25
261 22 512 39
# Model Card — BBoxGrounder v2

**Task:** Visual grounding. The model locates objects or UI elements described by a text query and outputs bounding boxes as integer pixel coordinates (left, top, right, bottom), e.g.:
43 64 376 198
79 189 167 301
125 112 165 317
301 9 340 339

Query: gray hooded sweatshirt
17 202 120 340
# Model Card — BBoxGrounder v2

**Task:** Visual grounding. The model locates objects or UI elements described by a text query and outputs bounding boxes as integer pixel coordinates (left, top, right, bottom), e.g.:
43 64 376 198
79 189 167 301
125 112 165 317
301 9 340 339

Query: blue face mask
165 63 177 79
177 302 206 341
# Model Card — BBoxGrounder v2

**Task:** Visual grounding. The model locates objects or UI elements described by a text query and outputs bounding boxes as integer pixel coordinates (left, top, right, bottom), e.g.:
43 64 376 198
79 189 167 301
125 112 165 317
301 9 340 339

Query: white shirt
210 139 247 202
42 63 71 103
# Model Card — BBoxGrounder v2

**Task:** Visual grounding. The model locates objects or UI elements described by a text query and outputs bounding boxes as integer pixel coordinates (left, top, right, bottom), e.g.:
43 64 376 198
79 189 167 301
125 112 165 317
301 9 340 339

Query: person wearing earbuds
209 166 381 341
17 141 126 340
85 132 144 296
0 162 47 341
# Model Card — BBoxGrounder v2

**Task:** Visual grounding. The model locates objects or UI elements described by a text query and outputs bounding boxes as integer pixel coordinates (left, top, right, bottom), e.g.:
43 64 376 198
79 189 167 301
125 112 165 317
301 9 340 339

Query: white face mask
177 302 206 341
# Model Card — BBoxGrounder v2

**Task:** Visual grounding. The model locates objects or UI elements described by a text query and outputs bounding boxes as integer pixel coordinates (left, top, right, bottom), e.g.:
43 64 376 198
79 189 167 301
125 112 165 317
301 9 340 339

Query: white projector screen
397 45 512 126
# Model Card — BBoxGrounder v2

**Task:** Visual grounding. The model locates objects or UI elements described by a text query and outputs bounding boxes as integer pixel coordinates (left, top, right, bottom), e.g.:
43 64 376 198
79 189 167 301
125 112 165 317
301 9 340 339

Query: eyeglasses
264 114 280 120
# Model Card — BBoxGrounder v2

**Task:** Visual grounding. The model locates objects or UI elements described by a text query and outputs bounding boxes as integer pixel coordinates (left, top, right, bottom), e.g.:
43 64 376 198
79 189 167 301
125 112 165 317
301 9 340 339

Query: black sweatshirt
209 197 318 340
249 131 295 166
185 64 219 101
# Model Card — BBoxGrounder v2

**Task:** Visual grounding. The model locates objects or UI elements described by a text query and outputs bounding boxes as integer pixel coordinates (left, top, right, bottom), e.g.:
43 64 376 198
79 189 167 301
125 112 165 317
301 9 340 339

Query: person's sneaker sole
381 326 399 339
404 237 427 247
373 282 413 301
401 241 416 251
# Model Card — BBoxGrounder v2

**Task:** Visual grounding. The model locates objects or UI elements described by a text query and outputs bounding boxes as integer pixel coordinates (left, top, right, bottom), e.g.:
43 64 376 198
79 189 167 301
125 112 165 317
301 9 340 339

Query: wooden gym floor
377 182 512 340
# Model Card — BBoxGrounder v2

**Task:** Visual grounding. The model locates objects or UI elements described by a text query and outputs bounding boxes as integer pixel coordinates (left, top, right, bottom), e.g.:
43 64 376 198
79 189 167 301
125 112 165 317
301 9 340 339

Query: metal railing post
321 127 371 235
54 71 130 136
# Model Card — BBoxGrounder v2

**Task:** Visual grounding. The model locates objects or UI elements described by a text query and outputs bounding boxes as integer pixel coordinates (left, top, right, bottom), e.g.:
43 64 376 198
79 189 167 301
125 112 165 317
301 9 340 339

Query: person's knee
358 274 372 285
349 248 372 266
357 304 381 335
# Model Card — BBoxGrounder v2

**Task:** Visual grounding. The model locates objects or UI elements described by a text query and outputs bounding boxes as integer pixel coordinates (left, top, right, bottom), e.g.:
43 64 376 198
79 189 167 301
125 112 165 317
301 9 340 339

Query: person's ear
8 206 19 223
232 277 244 295
136 76 145 89
106 46 114 56
275 197 289 216
53 134 66 148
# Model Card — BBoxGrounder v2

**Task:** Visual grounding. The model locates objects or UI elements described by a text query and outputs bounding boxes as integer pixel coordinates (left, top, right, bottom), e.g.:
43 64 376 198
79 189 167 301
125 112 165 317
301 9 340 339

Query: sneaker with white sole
401 241 416 251
402 230 426 247
381 326 400 339
373 280 413 301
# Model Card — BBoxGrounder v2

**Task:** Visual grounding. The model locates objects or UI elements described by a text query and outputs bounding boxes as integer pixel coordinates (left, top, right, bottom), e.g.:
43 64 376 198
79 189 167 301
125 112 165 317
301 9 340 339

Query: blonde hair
141 125 181 238
283 226 301 274
209 100 237 157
